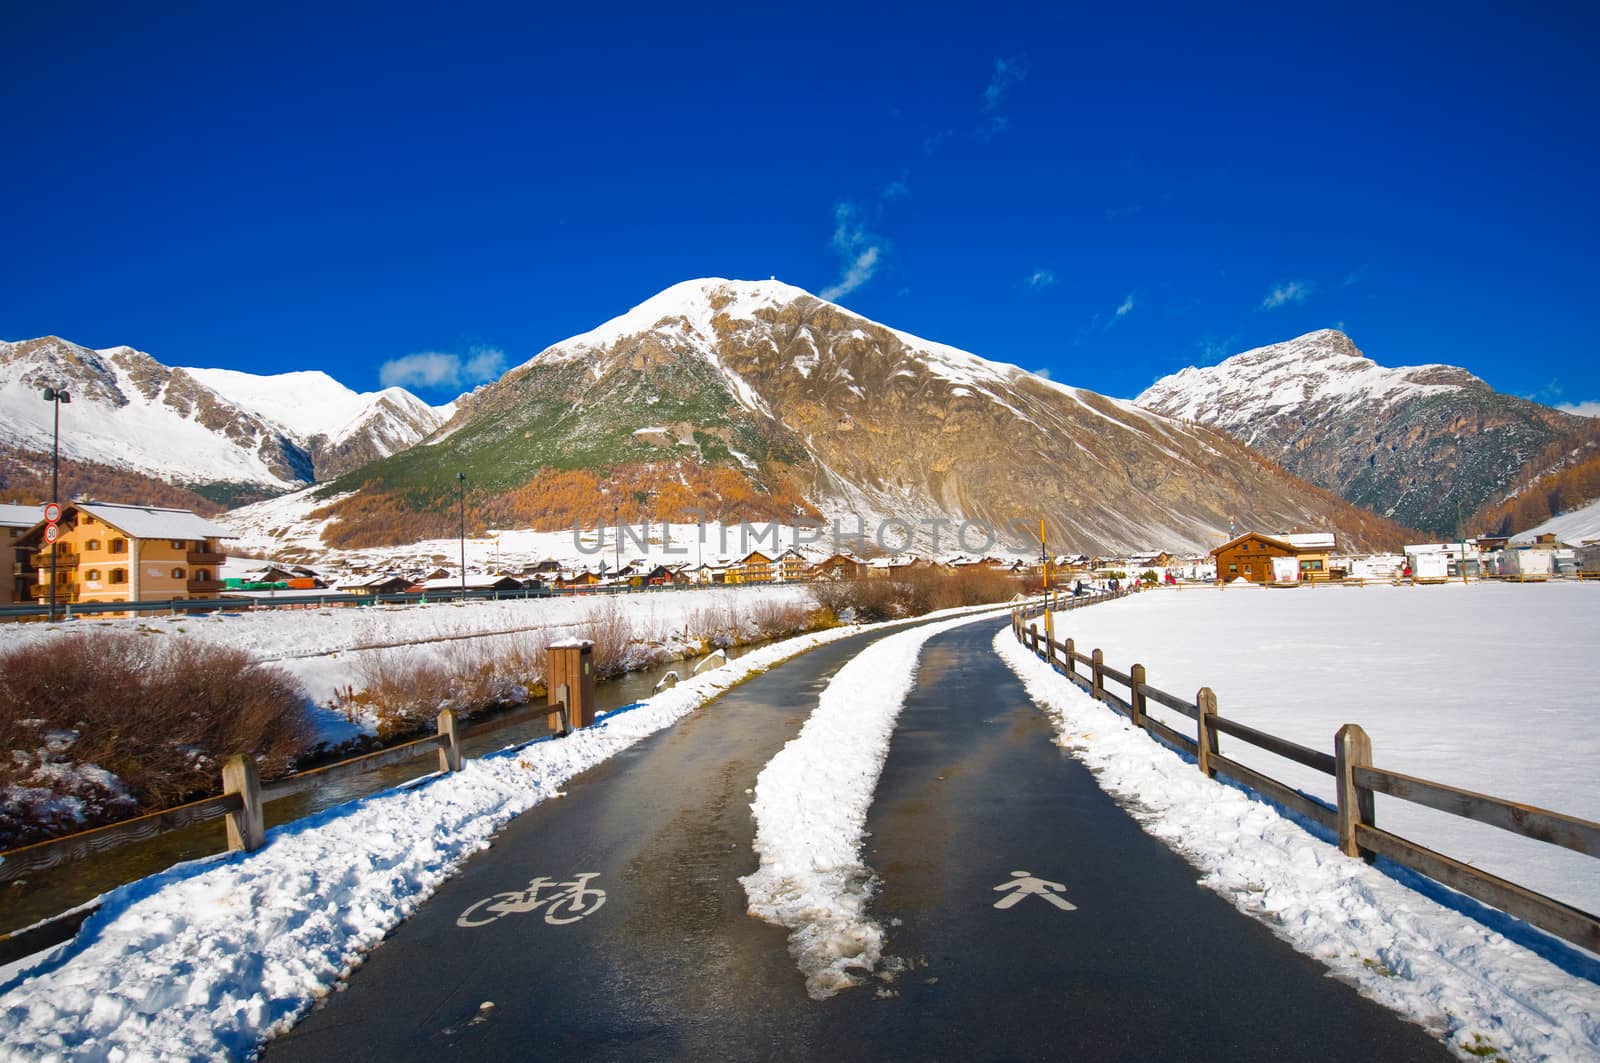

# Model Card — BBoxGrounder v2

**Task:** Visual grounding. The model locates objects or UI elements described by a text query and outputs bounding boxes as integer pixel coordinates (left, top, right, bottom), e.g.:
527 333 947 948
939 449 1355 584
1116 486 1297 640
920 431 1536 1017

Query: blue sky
3 3 1596 412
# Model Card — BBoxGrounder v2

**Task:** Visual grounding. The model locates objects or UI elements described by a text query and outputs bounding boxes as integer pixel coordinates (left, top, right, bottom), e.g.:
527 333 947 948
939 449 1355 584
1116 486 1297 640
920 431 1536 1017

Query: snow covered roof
0 502 41 529
1281 532 1336 550
73 501 236 540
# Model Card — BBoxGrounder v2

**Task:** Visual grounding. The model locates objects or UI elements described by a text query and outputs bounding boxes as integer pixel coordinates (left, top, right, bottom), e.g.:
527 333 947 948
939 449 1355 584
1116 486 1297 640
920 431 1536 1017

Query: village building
1210 531 1336 585
772 548 808 583
336 574 412 597
865 554 922 578
728 550 775 584
0 503 39 605
808 553 865 580
14 501 232 606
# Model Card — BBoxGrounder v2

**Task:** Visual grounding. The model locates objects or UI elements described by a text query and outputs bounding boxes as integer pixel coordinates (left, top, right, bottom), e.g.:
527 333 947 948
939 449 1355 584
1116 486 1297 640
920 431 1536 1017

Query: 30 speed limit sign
43 502 61 523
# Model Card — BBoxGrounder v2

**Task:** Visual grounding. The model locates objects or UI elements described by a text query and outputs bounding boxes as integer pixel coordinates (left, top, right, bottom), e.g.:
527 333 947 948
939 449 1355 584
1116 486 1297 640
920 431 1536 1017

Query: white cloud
1556 400 1600 418
881 179 909 201
1025 269 1056 289
820 202 885 301
379 347 506 391
1260 280 1311 309
1115 293 1135 317
983 57 1028 111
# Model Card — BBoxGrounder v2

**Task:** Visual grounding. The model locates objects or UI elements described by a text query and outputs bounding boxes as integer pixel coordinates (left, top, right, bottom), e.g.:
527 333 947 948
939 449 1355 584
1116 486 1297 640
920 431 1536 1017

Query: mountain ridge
1135 329 1600 536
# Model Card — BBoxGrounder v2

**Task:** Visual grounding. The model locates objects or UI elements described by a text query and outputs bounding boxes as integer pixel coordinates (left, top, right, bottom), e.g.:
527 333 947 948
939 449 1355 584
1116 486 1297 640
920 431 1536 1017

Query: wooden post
222 754 264 853
553 681 572 734
1064 638 1076 678
1335 724 1375 858
1091 649 1104 700
437 708 462 773
1195 688 1219 776
1129 663 1146 728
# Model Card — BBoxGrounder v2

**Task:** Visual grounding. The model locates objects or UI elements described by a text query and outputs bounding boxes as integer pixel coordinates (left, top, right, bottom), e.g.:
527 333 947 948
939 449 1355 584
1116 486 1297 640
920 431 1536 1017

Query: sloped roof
0 503 41 529
73 501 236 540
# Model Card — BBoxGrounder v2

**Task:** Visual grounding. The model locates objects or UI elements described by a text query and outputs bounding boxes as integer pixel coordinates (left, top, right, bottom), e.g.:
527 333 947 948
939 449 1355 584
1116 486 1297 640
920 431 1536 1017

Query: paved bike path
268 615 1449 1060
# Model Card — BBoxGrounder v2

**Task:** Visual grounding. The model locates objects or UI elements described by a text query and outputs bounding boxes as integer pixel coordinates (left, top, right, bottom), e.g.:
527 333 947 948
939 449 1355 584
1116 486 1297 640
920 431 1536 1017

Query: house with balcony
14 501 234 606
0 503 41 604
1210 531 1336 585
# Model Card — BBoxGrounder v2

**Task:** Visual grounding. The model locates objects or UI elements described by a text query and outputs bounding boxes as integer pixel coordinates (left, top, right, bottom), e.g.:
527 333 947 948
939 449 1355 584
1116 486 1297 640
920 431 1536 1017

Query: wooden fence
0 694 578 966
1010 604 1600 955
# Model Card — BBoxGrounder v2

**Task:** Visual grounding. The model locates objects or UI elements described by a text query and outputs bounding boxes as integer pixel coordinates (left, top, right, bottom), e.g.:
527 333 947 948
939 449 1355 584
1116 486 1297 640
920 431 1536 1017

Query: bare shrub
355 649 454 740
580 600 635 678
0 630 314 847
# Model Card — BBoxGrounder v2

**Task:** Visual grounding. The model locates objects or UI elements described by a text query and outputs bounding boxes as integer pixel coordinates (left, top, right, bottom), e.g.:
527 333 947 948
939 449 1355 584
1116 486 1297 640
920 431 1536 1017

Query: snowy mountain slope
184 367 452 479
1135 330 1600 536
0 337 451 497
0 337 312 489
1517 495 1600 544
303 278 1416 556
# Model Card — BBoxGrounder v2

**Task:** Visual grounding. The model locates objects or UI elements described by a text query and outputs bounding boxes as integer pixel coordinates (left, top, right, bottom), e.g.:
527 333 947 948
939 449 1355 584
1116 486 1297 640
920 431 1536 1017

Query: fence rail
1011 602 1600 955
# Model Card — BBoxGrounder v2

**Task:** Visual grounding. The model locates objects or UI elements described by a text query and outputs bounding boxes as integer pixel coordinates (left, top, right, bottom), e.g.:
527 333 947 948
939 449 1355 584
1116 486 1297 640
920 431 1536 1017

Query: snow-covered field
0 603 1013 1059
0 586 817 732
1043 582 1600 915
996 630 1600 1062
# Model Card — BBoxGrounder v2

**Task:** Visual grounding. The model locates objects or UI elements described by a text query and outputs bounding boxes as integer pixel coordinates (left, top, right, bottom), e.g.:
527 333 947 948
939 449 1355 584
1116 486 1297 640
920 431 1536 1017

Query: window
172 567 186 579
110 568 127 584
171 540 187 550
195 569 210 582
110 538 127 554
1244 564 1252 574
83 516 95 524
85 539 101 550
86 569 101 580
1228 563 1237 573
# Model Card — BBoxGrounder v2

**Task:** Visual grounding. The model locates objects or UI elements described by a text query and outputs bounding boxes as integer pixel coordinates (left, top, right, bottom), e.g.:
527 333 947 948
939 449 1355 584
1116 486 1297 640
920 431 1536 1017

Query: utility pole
457 472 467 602
42 387 71 621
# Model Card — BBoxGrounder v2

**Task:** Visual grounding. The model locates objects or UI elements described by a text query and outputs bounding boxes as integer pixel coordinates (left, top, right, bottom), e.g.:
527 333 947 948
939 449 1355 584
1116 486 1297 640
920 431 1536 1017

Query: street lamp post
457 472 467 602
42 387 71 621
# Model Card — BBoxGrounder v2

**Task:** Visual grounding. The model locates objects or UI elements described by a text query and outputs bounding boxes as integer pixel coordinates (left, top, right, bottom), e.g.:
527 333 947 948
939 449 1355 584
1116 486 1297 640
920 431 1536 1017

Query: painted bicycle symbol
457 872 607 928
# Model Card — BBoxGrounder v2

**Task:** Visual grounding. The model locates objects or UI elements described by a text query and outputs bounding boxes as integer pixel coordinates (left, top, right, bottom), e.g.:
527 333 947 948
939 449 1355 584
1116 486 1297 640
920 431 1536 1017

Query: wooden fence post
1091 649 1104 700
1064 638 1076 678
1335 724 1374 858
222 754 264 853
1129 663 1146 728
1196 688 1219 776
437 708 462 773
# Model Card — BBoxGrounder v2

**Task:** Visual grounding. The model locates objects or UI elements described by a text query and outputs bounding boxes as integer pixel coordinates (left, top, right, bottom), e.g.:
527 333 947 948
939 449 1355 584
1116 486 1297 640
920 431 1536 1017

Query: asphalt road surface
267 616 1451 1061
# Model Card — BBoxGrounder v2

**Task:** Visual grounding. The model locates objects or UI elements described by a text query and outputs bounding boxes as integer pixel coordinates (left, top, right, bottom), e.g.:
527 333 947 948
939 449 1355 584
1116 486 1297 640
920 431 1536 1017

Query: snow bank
740 610 1003 999
995 628 1600 1062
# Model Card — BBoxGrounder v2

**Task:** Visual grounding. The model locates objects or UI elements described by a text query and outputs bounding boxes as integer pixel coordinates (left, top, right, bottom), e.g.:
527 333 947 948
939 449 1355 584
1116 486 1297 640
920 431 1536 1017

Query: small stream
1 643 767 937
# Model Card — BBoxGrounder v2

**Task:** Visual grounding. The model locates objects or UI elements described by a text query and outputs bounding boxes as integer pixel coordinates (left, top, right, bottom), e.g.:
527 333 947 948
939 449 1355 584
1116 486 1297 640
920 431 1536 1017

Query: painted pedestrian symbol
457 872 607 928
993 870 1077 911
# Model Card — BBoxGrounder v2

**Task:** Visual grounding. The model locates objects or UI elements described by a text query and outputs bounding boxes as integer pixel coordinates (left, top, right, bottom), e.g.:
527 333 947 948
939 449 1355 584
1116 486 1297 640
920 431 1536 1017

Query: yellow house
729 550 774 584
18 501 233 606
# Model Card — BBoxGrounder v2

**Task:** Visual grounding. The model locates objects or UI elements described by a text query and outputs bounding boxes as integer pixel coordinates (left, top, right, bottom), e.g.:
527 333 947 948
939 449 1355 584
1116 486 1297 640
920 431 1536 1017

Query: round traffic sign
43 502 61 523
44 522 60 544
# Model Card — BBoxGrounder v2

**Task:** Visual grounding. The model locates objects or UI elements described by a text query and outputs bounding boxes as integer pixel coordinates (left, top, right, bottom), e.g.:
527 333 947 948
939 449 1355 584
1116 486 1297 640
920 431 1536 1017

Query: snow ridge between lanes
993 628 1600 1063
740 610 1002 1000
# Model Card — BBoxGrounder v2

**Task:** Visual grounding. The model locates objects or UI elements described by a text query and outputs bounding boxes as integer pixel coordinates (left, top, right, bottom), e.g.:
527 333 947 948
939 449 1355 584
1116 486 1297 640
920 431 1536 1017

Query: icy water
0 644 765 938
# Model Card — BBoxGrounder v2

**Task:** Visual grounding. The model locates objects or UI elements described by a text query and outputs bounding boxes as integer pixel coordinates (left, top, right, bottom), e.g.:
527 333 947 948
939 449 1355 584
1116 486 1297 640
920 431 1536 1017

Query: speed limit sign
43 502 61 523
44 522 60 544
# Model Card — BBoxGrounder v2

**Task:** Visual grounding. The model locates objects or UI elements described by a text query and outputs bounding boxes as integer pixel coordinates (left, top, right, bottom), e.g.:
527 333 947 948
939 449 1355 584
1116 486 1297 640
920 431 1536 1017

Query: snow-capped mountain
0 337 451 501
1135 330 1600 537
182 367 453 480
294 278 1414 556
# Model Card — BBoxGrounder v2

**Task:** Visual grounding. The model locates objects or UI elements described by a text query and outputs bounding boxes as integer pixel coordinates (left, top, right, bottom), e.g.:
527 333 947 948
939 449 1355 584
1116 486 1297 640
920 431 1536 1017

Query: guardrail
1010 604 1600 955
0 696 588 966
0 576 831 622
